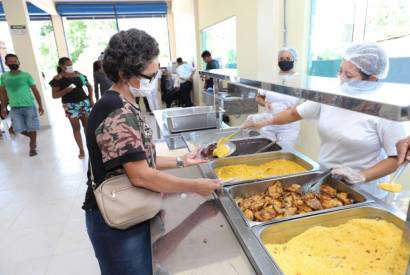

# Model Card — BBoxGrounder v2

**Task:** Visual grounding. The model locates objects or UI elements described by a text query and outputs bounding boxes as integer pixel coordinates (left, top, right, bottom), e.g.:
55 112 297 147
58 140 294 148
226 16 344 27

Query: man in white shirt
176 58 195 107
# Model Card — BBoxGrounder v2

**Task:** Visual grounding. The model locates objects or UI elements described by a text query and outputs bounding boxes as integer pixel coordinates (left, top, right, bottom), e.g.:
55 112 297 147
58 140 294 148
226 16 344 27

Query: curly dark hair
103 29 159 82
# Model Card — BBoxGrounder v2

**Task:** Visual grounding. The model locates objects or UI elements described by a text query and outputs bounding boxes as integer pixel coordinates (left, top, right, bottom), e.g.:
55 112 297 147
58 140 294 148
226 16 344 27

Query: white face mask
65 66 74 73
128 78 155 98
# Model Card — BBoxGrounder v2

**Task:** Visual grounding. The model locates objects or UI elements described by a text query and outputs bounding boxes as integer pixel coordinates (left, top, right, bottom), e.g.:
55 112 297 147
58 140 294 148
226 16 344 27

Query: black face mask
278 61 294 72
8 64 19 71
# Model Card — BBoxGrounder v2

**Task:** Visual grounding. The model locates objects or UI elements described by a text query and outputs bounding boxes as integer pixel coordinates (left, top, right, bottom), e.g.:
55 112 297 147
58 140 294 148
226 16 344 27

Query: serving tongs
221 128 244 143
301 168 333 194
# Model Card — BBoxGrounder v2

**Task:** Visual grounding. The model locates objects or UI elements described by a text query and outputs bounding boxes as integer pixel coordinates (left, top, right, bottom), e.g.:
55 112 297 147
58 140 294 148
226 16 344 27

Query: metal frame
199 69 410 121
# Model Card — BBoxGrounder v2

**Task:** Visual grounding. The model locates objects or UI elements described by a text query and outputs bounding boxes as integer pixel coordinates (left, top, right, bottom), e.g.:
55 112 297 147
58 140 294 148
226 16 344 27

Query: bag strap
89 160 97 190
124 98 157 169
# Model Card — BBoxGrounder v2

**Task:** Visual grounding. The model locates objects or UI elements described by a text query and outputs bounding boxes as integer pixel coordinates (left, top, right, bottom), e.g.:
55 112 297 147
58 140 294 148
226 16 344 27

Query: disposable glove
241 113 274 129
331 166 366 184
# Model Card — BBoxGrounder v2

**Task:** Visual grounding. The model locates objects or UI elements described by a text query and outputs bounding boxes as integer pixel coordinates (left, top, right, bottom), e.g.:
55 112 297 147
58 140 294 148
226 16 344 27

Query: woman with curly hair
83 29 220 275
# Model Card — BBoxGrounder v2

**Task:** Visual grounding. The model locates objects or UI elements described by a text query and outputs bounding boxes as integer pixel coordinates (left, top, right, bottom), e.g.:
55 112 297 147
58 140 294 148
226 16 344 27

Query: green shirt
0 71 35 107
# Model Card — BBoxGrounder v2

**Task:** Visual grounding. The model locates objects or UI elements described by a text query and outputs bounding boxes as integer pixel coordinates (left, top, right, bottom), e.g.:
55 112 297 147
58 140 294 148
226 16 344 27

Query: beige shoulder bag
91 163 162 230
90 129 162 230
91 99 161 230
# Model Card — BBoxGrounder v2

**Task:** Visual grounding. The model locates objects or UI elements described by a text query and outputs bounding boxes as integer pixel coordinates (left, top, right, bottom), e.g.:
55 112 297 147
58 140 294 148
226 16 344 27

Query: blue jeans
10 106 40 132
85 209 153 275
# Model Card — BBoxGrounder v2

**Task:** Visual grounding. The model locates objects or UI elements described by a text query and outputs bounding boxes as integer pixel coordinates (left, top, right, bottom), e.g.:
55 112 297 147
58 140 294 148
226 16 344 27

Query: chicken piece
289 192 304 207
285 184 302 193
320 194 343 209
297 203 313 213
303 195 323 210
243 209 254 220
284 194 294 208
263 195 274 207
250 201 265 212
337 192 353 205
303 192 316 200
249 194 264 202
268 182 283 199
284 207 298 217
254 208 276 222
241 199 252 210
320 185 337 197
273 199 285 214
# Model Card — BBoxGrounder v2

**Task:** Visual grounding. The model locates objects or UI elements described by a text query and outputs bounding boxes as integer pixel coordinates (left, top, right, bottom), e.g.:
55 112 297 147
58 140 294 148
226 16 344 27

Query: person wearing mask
176 57 195 107
83 29 220 275
0 54 44 156
201 50 220 89
49 57 94 159
93 60 113 100
243 43 407 199
251 47 301 148
277 47 298 74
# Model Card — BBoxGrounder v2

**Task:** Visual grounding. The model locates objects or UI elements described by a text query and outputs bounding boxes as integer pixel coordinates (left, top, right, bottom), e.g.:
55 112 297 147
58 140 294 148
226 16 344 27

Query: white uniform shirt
259 89 301 148
176 63 194 84
296 101 408 198
146 71 162 111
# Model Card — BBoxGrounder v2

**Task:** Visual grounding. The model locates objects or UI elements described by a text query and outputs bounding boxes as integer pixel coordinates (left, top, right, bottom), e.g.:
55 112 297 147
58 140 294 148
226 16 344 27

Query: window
201 17 237 69
364 0 410 58
63 18 118 81
30 20 58 81
308 0 410 83
118 17 171 66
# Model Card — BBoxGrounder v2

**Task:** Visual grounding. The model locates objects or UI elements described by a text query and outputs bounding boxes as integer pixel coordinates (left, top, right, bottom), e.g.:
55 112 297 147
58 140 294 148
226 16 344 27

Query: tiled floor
0 101 98 275
0 98 159 275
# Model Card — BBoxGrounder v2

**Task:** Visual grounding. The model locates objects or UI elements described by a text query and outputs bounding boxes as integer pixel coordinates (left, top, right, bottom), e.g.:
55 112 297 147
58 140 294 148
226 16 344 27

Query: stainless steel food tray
226 172 374 227
207 151 320 184
252 206 406 274
162 106 225 133
182 127 261 151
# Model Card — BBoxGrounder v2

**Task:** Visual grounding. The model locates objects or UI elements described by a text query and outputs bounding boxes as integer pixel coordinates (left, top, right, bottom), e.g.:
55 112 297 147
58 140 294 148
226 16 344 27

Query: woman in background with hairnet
252 47 301 148
243 43 407 199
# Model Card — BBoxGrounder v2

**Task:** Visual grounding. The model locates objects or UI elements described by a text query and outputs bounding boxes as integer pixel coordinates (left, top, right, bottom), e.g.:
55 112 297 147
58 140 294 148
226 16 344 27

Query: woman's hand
331 166 366 184
396 137 410 165
181 149 208 166
193 179 221 196
241 113 273 129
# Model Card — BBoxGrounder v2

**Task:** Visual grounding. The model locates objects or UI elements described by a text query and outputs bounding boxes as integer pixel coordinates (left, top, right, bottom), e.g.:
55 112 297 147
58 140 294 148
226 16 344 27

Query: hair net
343 43 389 79
278 47 298 61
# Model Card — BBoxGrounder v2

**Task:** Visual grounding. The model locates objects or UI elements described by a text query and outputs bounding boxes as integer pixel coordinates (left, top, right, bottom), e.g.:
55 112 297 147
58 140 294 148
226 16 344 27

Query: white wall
172 0 197 64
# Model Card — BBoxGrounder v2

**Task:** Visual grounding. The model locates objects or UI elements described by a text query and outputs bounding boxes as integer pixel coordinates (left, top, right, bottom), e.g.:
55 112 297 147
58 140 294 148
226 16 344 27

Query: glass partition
200 16 237 69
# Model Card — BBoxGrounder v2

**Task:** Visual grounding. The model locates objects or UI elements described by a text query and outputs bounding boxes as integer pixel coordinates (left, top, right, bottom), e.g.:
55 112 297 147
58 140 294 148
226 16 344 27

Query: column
2 0 50 127
51 15 69 58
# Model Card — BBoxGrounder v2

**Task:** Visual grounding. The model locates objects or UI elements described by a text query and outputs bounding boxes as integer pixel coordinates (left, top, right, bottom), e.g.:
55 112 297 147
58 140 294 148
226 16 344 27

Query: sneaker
29 149 38 157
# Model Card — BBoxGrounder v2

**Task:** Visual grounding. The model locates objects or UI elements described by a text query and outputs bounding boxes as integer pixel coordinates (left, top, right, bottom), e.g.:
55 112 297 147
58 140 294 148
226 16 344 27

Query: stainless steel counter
152 165 256 275
153 108 230 150
152 137 409 274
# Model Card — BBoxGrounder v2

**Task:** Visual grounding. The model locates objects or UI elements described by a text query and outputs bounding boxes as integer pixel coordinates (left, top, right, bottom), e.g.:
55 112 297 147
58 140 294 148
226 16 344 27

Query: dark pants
85 209 153 275
180 81 193 107
164 88 181 108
